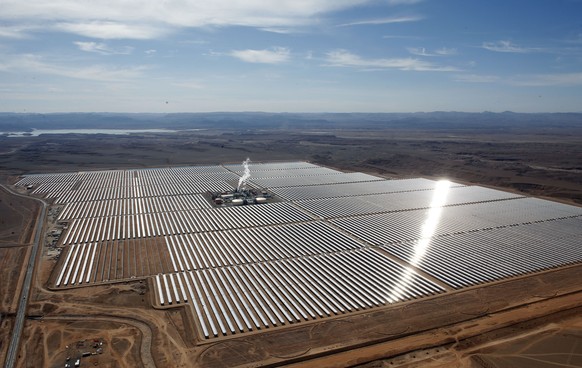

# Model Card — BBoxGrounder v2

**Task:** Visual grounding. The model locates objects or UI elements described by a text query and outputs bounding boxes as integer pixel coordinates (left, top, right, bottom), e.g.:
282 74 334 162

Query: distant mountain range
0 112 581 132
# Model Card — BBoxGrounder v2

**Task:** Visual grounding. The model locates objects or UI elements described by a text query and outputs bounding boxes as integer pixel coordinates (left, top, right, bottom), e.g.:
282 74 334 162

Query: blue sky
1 0 582 113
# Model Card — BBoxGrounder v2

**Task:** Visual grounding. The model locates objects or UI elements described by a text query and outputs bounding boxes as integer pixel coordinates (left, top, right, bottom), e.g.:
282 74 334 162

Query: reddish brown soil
0 186 39 365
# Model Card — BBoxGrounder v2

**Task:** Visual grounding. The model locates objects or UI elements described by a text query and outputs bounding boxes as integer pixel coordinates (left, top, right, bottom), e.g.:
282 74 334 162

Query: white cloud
482 40 535 53
453 74 500 83
0 25 36 39
57 22 166 40
230 47 290 64
179 39 209 45
74 41 134 55
510 72 582 86
1 0 372 39
324 49 458 71
435 47 457 56
454 72 582 86
203 50 223 57
407 47 458 57
407 47 435 56
564 33 582 44
387 0 423 4
383 35 422 40
171 79 205 89
259 27 297 34
339 16 423 27
0 54 147 81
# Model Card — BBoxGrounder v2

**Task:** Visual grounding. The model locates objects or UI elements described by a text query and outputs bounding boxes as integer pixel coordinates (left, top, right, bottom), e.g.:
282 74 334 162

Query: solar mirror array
16 161 582 339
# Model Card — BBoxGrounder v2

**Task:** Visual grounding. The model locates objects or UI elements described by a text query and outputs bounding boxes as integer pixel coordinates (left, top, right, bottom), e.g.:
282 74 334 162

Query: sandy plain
0 185 38 365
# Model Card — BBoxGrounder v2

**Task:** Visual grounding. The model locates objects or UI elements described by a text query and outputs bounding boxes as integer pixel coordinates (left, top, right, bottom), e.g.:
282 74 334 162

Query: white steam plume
237 158 251 191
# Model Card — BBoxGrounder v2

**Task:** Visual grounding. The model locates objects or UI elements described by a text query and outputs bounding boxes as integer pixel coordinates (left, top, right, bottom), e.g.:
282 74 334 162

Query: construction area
8 160 582 367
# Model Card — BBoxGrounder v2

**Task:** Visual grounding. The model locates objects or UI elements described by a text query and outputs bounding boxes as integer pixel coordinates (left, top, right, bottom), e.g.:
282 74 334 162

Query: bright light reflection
387 180 451 302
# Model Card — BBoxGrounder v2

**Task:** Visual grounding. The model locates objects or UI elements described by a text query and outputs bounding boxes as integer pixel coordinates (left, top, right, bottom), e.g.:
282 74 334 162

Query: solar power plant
16 161 582 340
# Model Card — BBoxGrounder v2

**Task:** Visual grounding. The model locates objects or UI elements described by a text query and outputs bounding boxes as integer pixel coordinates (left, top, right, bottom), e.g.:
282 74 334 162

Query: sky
1 0 582 113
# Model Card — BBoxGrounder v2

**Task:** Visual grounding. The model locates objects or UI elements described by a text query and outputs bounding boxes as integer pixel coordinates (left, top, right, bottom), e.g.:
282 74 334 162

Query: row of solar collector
55 185 508 222
25 171 379 204
237 167 341 180
331 197 582 245
60 202 313 245
16 161 320 187
76 171 239 191
39 173 388 205
296 185 523 219
271 178 460 201
53 221 363 287
52 181 233 203
135 162 323 178
16 165 233 185
31 181 77 196
164 222 363 271
48 173 379 204
223 161 318 172
55 242 98 287
55 237 167 287
16 170 133 185
154 248 444 338
506 215 582 239
56 190 579 249
53 172 375 204
248 172 383 189
383 217 582 289
24 170 236 195
58 193 211 220
54 215 582 289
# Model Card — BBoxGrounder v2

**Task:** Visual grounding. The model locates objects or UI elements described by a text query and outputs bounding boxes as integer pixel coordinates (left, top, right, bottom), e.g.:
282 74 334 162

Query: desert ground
1 126 581 203
0 124 581 367
0 185 38 365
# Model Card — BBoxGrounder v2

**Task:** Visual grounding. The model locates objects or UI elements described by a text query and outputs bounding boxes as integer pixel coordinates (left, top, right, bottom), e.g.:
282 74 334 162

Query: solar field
16 161 582 340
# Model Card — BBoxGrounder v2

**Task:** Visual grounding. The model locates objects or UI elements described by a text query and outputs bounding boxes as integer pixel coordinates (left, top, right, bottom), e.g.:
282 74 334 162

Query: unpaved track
42 314 156 368
1 184 45 368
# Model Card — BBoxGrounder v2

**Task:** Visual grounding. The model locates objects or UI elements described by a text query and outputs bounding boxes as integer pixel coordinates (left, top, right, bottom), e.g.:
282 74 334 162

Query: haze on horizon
1 0 582 113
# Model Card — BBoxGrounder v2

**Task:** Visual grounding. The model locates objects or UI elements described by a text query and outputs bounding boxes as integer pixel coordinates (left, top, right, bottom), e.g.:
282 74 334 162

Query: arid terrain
0 185 38 365
2 123 581 204
0 120 581 367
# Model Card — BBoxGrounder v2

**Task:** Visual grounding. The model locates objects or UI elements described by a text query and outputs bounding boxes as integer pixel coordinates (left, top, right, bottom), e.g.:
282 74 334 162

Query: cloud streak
1 0 373 39
454 74 500 83
74 41 134 55
387 0 423 4
435 47 457 56
0 25 37 39
407 47 436 56
57 22 166 40
482 40 537 53
324 49 458 71
230 47 290 64
0 54 147 81
339 15 423 27
454 72 582 86
259 27 298 34
408 47 458 56
511 72 582 86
